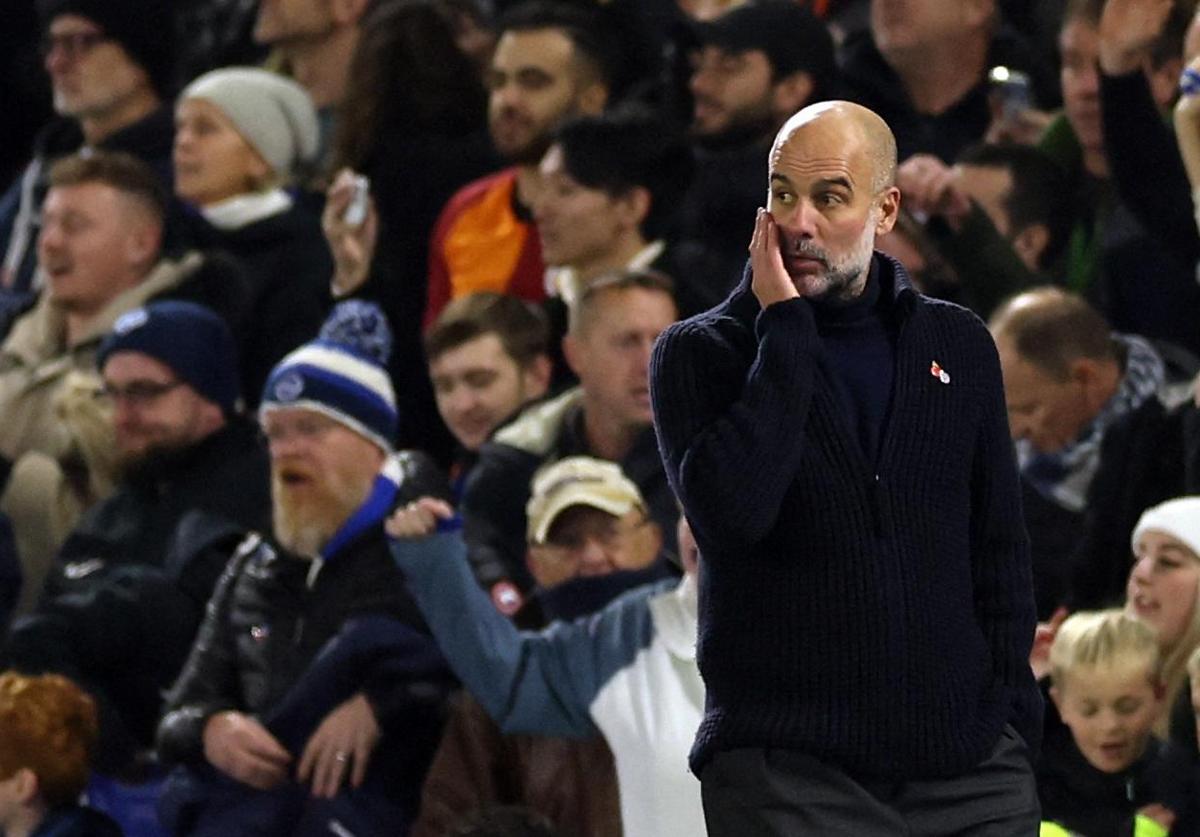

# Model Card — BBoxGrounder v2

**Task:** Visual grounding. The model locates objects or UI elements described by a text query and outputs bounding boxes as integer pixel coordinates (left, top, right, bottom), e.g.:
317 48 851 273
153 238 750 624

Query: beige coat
0 253 205 613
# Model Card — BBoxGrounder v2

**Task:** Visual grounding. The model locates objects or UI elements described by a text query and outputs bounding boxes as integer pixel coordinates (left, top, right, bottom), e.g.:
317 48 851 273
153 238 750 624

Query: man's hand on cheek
750 208 800 308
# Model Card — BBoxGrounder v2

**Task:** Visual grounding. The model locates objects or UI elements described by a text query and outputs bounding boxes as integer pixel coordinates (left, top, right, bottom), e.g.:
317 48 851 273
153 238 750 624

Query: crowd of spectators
1 0 1200 834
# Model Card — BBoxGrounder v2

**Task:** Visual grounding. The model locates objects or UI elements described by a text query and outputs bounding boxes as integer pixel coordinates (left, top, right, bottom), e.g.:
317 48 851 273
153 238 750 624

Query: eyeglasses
94 379 183 407
41 31 110 60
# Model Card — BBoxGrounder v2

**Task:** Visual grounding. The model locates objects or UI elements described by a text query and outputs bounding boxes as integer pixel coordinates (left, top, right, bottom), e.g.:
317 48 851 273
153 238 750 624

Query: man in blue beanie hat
156 301 454 836
2 300 272 777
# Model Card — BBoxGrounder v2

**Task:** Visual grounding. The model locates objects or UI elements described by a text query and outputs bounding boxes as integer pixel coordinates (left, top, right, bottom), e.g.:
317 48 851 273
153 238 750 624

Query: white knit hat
1131 496 1200 558
181 67 319 177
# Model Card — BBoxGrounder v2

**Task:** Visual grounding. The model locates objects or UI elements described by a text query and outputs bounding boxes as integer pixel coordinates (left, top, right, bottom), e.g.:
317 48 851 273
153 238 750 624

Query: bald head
772 101 897 195
764 100 901 301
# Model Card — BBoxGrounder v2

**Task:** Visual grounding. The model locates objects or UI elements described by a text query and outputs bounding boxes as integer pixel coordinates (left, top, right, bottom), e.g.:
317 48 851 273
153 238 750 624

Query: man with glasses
156 301 454 836
2 300 271 777
0 0 176 308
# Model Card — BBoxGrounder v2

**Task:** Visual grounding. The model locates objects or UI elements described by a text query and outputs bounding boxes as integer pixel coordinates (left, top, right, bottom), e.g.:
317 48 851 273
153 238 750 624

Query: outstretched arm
387 500 657 738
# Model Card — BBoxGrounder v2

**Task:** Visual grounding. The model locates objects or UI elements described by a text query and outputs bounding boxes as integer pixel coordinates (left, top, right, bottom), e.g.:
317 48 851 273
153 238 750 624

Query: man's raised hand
1098 0 1175 75
749 208 799 308
323 168 380 298
385 497 455 540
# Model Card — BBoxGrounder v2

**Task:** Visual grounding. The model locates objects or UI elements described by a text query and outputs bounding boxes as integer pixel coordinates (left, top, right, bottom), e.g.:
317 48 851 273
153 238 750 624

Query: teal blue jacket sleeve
390 532 660 738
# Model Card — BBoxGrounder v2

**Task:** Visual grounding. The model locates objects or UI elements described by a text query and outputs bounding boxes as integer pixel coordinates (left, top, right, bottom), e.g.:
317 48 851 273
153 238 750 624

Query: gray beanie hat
181 67 319 177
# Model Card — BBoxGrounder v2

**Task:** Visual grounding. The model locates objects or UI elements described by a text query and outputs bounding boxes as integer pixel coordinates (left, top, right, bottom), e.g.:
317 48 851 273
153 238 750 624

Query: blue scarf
320 456 404 561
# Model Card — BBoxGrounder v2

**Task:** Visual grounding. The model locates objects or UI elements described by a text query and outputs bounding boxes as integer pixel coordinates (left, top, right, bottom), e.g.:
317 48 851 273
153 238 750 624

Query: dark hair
496 1 622 93
1063 0 1191 69
989 287 1117 379
424 291 549 366
554 106 694 241
48 150 166 221
332 0 488 172
956 143 1072 271
569 267 676 335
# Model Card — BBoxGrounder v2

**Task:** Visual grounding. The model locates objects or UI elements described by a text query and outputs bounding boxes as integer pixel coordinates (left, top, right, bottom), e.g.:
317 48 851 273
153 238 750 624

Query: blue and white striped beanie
260 301 397 452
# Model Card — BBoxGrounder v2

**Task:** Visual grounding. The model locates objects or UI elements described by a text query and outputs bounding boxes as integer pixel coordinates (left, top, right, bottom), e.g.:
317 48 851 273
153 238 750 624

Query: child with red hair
0 671 120 836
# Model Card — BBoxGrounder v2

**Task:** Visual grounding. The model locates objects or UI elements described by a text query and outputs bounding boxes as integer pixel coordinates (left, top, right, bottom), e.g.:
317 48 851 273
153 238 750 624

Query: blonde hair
1189 644 1200 679
1162 573 1200 730
1050 609 1162 689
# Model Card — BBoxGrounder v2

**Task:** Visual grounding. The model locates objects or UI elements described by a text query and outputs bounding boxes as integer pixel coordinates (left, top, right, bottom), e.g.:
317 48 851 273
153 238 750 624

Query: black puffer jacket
2 419 270 773
157 450 454 765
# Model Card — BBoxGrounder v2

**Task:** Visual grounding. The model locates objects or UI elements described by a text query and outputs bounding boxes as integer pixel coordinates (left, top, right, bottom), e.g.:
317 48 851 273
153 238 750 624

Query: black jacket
157 525 451 766
2 420 271 772
176 202 332 405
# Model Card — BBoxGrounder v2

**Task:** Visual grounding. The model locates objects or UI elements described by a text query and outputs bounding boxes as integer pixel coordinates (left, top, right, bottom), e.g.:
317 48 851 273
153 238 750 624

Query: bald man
650 102 1042 835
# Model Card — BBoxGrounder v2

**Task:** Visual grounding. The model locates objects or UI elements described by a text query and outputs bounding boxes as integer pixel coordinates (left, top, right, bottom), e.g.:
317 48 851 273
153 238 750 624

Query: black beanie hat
38 0 176 98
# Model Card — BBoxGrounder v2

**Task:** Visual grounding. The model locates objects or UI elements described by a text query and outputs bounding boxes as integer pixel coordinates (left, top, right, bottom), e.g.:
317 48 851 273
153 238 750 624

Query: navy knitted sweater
650 254 1042 779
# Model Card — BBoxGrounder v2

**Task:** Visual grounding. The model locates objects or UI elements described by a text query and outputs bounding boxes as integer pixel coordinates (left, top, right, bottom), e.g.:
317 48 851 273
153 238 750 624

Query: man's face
1053 664 1162 774
994 335 1097 454
43 14 151 121
527 505 659 588
767 118 897 299
1060 19 1104 160
534 145 635 269
263 407 385 556
38 182 156 315
102 352 220 467
688 45 775 138
486 28 591 164
871 0 971 56
568 288 677 430
253 0 335 46
174 98 270 207
430 333 546 452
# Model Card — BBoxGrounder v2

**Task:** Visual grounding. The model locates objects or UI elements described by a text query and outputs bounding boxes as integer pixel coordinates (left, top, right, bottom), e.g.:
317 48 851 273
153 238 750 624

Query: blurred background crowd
2 0 1200 835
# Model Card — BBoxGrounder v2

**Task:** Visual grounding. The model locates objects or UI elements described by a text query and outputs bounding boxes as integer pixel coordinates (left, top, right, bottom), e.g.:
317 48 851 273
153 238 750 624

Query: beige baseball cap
526 456 645 545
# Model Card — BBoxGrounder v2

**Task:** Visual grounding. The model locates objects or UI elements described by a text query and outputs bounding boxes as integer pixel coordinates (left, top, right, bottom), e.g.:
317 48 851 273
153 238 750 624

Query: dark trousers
701 726 1040 836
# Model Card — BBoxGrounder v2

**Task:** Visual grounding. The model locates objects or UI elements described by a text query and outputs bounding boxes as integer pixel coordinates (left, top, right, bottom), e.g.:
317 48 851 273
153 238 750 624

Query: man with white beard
157 301 455 836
